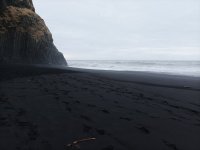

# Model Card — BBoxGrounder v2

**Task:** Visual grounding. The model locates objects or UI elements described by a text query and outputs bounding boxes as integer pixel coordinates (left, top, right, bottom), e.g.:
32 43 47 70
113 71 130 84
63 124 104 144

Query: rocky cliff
0 0 67 65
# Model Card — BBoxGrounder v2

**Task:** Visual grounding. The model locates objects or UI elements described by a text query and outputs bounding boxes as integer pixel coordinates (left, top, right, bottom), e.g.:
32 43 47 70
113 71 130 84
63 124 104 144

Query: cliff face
0 0 67 65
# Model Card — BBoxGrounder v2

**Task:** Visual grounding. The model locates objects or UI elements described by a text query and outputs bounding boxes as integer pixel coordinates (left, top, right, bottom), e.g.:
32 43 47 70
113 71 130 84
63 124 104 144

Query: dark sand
0 64 200 150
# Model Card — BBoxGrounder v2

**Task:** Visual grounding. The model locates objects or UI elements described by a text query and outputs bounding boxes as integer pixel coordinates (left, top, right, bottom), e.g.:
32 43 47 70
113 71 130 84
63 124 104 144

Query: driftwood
66 137 96 150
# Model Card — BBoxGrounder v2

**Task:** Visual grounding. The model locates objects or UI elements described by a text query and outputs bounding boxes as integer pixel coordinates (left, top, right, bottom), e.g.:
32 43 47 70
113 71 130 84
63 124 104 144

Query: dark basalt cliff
0 0 67 65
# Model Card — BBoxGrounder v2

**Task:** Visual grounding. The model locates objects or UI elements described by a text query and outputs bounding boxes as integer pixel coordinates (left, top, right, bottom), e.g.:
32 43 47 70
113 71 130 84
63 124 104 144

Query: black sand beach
0 65 200 150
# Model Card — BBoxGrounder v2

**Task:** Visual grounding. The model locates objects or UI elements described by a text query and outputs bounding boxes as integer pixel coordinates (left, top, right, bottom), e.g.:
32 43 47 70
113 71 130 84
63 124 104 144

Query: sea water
68 60 200 77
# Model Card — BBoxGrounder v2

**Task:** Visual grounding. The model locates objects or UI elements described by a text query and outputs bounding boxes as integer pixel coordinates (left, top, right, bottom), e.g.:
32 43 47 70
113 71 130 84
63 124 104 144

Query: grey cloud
34 0 200 60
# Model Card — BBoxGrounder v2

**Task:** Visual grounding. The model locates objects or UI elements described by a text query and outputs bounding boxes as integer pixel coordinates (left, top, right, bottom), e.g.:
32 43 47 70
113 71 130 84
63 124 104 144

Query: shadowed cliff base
0 0 67 65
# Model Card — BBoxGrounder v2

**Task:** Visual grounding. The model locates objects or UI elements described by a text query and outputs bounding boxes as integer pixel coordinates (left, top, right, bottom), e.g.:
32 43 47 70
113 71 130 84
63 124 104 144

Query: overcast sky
34 0 200 60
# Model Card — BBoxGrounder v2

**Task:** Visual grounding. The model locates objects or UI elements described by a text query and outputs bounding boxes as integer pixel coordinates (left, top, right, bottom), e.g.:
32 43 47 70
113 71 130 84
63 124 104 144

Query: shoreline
69 66 200 78
78 67 200 91
67 59 200 78
1 64 200 91
2 63 200 79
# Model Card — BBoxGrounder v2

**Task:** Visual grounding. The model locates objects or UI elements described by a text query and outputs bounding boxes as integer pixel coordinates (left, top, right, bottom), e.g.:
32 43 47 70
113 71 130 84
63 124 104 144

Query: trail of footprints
1 73 199 150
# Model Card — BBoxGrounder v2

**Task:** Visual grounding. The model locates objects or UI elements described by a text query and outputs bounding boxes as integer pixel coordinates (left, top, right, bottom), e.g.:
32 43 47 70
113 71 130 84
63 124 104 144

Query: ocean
68 60 200 77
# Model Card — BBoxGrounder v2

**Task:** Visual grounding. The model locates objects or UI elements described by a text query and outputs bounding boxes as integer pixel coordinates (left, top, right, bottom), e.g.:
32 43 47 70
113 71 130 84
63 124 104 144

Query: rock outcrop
0 0 67 65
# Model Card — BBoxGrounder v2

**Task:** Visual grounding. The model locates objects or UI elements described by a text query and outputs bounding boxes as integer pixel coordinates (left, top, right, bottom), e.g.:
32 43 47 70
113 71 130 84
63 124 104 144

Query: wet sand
0 64 200 150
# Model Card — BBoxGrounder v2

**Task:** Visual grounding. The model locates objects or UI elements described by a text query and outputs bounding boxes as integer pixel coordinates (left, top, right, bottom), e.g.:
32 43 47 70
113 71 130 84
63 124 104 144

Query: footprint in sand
17 108 26 116
80 115 93 122
87 104 97 108
120 117 131 121
139 93 144 98
136 126 150 134
101 109 110 114
66 107 72 112
62 101 70 105
162 140 178 150
28 124 39 141
96 129 106 135
75 100 80 104
83 124 92 133
0 116 9 127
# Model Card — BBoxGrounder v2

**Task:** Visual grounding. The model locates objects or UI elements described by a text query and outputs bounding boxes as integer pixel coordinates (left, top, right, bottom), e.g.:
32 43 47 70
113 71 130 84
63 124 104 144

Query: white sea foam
68 60 200 77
